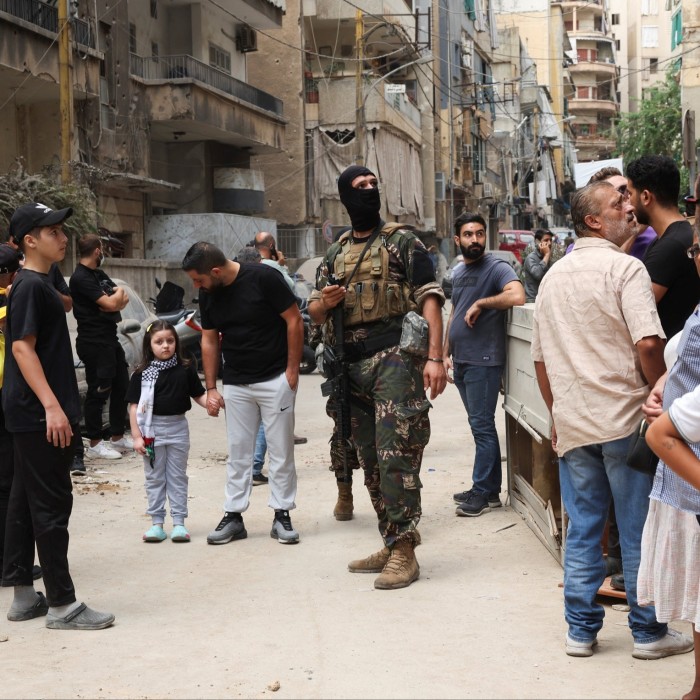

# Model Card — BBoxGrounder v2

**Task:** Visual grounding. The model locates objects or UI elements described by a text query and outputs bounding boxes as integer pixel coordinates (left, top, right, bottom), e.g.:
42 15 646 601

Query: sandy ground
0 371 695 699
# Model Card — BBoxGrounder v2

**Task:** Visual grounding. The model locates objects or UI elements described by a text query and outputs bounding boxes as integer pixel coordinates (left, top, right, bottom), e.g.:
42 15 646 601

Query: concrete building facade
248 0 435 257
1 0 286 260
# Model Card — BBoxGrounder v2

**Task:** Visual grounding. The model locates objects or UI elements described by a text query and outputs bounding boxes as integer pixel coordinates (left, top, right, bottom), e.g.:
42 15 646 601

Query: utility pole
354 9 364 165
58 0 74 184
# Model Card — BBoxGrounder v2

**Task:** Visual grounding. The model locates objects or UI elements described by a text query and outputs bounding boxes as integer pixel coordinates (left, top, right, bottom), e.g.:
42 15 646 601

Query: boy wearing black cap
1 203 114 630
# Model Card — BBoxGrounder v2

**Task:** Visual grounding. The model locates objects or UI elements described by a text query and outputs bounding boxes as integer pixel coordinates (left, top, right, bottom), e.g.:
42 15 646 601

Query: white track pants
222 372 297 513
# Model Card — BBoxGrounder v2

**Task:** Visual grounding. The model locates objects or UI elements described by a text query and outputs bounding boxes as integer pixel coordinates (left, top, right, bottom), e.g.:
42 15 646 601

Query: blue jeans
559 434 666 643
453 363 502 496
253 424 266 476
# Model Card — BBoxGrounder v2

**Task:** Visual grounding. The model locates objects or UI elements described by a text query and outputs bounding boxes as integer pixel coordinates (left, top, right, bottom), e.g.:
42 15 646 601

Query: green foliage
612 67 682 162
0 160 97 242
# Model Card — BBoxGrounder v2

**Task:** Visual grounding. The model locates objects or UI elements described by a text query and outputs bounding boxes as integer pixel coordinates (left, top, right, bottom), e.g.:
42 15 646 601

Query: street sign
385 84 406 94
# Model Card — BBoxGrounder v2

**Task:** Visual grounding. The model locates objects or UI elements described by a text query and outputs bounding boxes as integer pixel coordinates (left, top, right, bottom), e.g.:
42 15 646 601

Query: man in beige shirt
532 181 692 661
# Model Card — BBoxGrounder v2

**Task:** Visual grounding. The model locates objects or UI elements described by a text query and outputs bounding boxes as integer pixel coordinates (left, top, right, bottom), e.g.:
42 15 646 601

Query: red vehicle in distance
498 230 534 263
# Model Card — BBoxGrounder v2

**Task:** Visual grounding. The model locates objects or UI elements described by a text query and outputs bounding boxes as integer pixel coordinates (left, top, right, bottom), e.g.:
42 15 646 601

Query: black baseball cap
9 202 73 243
0 244 22 275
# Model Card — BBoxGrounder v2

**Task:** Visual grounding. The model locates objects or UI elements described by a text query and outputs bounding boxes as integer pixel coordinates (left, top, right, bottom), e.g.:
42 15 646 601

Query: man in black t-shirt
70 234 131 461
183 241 304 545
627 156 700 338
0 244 26 579
1 201 114 630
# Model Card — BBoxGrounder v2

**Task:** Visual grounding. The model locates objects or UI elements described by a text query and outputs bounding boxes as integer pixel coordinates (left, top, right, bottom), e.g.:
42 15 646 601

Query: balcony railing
1 0 94 48
130 54 283 117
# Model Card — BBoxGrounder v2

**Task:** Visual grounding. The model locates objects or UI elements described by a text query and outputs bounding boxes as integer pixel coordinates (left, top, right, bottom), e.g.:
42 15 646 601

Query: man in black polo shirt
182 241 304 545
2 202 114 630
70 234 131 460
627 156 700 338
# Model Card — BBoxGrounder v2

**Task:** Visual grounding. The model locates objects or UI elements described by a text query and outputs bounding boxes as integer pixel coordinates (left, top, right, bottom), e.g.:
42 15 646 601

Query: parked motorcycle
298 298 317 375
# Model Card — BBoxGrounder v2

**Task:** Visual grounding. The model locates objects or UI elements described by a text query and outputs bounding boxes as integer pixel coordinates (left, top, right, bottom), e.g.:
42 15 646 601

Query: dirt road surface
0 372 693 699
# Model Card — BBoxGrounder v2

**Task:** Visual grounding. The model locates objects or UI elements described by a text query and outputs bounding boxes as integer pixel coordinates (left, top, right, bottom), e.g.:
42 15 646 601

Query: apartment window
616 39 621 51
642 26 659 48
650 57 659 73
671 11 683 50
304 73 319 103
129 23 136 54
611 14 620 25
150 0 157 18
209 43 231 73
641 0 658 15
151 42 159 60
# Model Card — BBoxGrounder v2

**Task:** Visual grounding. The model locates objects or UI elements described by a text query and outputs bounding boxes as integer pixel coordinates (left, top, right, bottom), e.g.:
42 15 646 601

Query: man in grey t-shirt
443 213 525 517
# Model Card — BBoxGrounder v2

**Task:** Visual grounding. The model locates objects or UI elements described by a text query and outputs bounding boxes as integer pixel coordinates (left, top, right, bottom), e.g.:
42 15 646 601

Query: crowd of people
2 156 700 695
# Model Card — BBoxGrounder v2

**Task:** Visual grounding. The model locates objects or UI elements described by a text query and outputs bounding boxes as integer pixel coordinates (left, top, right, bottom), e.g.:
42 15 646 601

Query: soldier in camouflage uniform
308 165 446 590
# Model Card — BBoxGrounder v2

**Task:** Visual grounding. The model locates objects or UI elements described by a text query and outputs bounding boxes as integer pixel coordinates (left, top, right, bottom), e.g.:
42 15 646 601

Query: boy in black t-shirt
1 202 114 630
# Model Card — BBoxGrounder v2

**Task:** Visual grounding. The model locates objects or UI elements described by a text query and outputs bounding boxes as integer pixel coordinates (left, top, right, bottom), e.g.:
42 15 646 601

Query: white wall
146 213 278 261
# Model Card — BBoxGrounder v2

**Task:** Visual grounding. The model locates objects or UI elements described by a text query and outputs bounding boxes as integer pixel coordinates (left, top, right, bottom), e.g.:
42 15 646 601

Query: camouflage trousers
326 397 362 480
327 345 431 547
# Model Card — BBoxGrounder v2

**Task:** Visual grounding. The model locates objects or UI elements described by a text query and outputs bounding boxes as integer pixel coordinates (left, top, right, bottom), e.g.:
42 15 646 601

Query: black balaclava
337 165 381 233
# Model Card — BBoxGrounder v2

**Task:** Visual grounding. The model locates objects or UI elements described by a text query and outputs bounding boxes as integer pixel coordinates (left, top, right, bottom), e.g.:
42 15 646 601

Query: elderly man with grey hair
532 181 692 660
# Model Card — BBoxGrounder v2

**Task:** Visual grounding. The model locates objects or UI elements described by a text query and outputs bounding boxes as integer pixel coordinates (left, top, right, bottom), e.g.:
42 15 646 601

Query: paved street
0 371 693 699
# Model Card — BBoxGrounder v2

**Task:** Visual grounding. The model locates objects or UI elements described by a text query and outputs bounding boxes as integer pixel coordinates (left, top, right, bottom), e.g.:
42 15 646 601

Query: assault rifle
320 274 352 481
318 223 384 481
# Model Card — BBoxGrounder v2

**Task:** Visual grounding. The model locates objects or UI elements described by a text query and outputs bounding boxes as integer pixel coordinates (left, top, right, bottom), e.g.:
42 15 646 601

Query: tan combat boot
373 540 419 590
348 546 390 573
333 481 354 521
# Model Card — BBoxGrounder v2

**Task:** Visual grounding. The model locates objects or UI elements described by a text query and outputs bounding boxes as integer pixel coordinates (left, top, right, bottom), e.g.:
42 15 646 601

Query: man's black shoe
70 456 86 476
610 573 625 591
454 488 501 508
32 565 42 580
455 491 493 517
252 473 268 486
206 512 247 544
453 488 475 504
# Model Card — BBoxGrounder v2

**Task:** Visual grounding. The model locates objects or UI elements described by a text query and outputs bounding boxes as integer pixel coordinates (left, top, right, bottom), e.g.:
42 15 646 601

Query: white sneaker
565 633 598 657
109 435 134 451
86 441 122 460
632 628 694 660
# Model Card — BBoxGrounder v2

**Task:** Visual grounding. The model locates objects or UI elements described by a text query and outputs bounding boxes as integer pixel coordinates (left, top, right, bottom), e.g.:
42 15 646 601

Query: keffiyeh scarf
136 356 178 467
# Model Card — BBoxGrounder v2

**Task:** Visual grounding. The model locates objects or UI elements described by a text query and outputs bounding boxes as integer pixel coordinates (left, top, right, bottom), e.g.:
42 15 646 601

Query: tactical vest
332 222 415 328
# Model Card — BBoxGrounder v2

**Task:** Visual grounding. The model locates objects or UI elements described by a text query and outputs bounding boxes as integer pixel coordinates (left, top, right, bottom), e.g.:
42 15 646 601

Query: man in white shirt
532 181 691 660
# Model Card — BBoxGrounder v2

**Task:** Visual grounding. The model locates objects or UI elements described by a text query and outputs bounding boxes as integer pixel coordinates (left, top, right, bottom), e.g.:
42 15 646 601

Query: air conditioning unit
483 182 494 198
462 144 473 160
236 25 258 53
435 172 446 201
